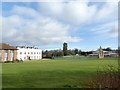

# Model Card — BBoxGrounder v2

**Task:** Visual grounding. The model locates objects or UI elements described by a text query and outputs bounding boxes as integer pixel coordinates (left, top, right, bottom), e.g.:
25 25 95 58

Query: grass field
2 57 118 88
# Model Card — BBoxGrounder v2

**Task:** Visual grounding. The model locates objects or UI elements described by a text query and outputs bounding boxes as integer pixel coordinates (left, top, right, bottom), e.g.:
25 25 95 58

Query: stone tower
98 46 104 58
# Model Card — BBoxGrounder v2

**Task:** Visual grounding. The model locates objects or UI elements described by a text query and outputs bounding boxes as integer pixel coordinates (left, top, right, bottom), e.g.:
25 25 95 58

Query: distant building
103 51 118 57
16 46 42 61
0 43 17 62
89 46 118 58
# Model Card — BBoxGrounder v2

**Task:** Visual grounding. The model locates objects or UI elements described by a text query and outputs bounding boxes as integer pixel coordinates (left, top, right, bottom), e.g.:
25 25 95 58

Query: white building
16 46 42 61
89 49 118 57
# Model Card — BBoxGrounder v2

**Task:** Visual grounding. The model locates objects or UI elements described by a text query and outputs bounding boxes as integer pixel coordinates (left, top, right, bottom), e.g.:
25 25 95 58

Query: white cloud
91 21 118 38
38 1 118 26
2 0 119 2
39 2 63 18
95 2 118 22
39 1 97 25
11 5 40 18
2 1 118 47
2 5 81 46
108 22 118 38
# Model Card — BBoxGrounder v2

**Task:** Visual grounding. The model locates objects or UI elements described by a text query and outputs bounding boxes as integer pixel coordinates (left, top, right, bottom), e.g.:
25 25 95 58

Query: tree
103 47 112 51
42 49 64 58
106 47 112 51
74 48 79 55
57 50 64 56
63 42 68 56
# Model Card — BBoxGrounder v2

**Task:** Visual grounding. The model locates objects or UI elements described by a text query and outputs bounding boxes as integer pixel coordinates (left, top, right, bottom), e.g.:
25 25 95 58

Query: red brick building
0 43 17 62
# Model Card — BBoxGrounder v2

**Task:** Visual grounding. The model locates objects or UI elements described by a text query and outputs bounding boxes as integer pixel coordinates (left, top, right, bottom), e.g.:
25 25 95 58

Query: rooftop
16 46 39 49
0 43 17 50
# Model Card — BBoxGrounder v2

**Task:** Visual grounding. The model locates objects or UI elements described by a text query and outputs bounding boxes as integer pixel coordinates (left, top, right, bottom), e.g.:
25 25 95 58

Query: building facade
16 46 42 61
89 46 118 58
0 43 17 62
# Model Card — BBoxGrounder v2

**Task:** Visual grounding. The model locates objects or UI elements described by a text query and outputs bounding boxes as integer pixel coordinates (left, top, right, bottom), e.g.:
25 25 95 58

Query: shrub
4 61 12 63
13 59 23 63
3 59 23 63
87 65 119 89
19 60 23 62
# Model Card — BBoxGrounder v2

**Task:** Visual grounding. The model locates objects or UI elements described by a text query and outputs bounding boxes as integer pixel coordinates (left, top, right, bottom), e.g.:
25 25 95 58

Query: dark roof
0 43 17 50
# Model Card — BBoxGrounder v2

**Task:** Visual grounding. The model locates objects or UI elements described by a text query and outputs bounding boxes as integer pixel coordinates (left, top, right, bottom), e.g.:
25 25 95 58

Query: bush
19 60 23 62
13 59 23 63
4 59 23 63
87 65 119 88
4 61 12 63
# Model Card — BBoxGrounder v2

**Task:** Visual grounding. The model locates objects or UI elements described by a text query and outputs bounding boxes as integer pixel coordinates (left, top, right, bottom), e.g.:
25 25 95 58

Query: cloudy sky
1 0 118 51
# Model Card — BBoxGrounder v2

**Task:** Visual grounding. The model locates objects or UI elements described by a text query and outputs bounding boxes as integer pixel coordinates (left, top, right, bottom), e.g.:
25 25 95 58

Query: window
3 50 7 61
24 52 26 54
34 52 36 54
31 52 33 54
10 50 14 59
5 50 8 53
28 52 29 54
20 52 22 54
0 50 1 55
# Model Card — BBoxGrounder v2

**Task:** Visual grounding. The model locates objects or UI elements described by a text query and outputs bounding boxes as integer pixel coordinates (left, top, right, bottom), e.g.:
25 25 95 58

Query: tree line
42 49 80 58
42 43 118 58
42 42 92 58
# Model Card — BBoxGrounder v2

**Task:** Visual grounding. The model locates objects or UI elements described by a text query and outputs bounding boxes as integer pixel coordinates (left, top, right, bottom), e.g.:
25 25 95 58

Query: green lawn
2 57 118 88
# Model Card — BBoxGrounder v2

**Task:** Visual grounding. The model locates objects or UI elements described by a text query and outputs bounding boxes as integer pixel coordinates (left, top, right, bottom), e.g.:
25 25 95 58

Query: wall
17 47 42 61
